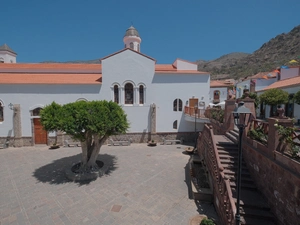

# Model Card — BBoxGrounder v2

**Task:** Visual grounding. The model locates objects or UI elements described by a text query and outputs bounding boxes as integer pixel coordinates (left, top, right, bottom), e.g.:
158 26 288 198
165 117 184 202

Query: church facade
0 26 211 146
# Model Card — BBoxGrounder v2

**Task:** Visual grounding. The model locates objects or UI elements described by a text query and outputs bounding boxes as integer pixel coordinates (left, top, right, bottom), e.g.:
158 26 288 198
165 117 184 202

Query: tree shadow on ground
32 153 118 186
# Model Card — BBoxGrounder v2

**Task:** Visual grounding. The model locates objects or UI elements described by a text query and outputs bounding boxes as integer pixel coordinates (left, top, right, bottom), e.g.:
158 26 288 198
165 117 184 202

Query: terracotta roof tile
156 70 208 74
0 73 102 84
250 72 277 79
262 76 300 91
210 80 230 87
0 63 101 70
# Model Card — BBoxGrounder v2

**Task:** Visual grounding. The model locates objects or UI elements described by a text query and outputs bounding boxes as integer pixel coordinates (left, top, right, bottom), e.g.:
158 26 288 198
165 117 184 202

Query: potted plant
148 140 157 147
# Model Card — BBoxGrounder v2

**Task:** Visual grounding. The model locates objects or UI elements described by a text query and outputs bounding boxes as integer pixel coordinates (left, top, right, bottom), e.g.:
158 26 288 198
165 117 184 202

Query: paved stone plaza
0 144 219 225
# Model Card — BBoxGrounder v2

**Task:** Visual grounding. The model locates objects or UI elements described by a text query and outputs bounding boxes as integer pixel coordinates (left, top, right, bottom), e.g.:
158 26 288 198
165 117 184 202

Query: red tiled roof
0 63 101 71
156 70 208 74
0 73 102 84
261 76 300 91
155 64 176 71
210 80 230 87
250 72 277 79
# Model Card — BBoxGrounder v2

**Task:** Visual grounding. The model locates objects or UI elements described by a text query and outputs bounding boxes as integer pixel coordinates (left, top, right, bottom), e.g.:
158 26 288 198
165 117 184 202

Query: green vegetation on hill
197 25 300 80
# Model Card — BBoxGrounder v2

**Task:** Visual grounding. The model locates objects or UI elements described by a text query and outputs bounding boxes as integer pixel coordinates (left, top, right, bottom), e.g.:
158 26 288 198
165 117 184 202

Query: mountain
198 25 300 79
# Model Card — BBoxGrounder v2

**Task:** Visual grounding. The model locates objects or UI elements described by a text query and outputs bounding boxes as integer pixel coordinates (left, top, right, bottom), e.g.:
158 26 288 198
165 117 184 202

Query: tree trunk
86 135 108 167
78 134 108 172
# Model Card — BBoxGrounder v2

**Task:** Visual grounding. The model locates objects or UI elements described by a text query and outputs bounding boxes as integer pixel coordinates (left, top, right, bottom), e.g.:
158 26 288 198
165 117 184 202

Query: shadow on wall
32 153 118 186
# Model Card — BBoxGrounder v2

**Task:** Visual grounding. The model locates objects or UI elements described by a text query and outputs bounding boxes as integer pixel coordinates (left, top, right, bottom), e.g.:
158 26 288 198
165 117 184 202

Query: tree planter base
65 160 110 181
148 142 157 147
49 145 60 149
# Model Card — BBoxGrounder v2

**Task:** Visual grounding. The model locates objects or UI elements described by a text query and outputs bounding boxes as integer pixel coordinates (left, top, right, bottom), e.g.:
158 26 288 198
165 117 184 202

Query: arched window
33 108 42 116
213 90 220 103
125 83 133 104
139 85 144 104
173 99 183 111
0 102 3 122
0 58 4 63
76 98 88 102
114 85 119 104
129 42 134 49
137 44 140 52
173 120 178 129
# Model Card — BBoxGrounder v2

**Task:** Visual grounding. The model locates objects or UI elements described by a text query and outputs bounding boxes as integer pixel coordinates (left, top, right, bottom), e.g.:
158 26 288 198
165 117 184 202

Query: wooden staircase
215 129 277 225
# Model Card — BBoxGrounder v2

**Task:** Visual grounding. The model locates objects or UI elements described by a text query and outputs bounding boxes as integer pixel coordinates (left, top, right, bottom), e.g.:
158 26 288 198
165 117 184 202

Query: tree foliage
259 89 289 106
40 100 129 171
294 90 300 105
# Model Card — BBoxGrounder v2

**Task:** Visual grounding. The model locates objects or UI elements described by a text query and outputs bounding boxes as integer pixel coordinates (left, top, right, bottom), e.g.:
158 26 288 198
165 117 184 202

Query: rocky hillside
197 25 300 79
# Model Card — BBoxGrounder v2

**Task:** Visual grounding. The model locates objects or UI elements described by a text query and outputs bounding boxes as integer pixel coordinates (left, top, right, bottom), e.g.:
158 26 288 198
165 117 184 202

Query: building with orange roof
0 26 211 147
235 71 278 99
256 66 300 120
209 80 231 105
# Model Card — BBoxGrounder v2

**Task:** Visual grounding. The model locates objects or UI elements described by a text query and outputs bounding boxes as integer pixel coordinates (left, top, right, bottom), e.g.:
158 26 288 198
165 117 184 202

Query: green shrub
248 126 267 145
200 218 215 225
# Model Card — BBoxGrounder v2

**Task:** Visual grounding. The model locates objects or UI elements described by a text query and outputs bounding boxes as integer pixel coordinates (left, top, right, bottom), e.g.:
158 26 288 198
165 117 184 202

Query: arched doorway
32 107 47 144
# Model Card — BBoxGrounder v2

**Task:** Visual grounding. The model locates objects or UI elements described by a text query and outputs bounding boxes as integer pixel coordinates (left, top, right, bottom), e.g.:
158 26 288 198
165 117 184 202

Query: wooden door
189 98 198 108
34 118 47 144
189 98 198 115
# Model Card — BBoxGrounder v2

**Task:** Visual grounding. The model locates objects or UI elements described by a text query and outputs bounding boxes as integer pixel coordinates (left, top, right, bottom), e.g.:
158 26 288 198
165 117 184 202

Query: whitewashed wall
281 68 300 80
255 78 277 91
0 84 101 137
209 87 228 103
152 73 210 132
236 80 250 98
0 52 16 63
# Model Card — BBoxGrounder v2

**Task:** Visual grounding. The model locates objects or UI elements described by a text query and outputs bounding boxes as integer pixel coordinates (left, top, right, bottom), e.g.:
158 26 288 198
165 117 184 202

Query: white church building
0 26 211 147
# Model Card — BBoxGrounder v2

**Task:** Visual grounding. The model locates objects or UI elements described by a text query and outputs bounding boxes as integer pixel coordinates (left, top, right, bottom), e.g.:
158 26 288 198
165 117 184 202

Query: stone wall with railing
243 117 300 225
197 125 235 225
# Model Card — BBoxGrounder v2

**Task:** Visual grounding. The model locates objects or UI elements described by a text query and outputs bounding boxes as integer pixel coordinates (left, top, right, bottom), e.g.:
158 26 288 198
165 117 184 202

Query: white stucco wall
175 60 197 70
209 87 227 103
0 84 101 137
281 68 300 80
0 51 16 63
236 80 250 98
152 73 210 132
255 78 277 91
0 49 211 140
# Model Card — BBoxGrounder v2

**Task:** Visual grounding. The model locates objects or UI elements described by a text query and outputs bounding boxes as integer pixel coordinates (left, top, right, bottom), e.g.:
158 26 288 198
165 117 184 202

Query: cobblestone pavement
0 144 219 225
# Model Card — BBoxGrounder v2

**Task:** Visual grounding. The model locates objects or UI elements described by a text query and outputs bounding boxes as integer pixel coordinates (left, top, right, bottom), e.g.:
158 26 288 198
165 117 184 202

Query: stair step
230 181 257 190
229 129 239 138
241 207 275 220
241 216 276 225
225 133 238 144
226 175 253 184
232 190 270 208
224 169 251 177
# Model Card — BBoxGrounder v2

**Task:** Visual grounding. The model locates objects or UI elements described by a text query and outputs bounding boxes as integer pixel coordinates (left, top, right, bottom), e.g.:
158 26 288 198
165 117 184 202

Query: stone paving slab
0 144 219 225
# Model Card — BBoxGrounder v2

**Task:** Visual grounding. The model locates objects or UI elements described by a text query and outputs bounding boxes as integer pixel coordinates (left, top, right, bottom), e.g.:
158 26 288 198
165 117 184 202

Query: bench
64 140 81 147
108 138 131 146
162 137 184 145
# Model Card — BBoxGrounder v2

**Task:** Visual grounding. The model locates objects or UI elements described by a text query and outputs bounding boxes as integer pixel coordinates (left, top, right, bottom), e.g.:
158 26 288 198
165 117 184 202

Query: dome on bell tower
123 26 142 52
124 26 140 37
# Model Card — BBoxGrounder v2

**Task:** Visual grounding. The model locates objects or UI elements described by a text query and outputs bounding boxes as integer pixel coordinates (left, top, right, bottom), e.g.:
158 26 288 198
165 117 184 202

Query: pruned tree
40 100 129 172
294 90 300 105
259 89 289 117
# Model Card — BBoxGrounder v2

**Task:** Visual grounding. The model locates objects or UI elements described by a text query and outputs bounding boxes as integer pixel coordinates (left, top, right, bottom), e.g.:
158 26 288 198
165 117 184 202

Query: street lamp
194 103 198 148
232 101 252 225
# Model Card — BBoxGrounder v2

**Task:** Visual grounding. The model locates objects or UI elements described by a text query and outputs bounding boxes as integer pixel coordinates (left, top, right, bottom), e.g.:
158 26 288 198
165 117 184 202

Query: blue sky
1 0 299 64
